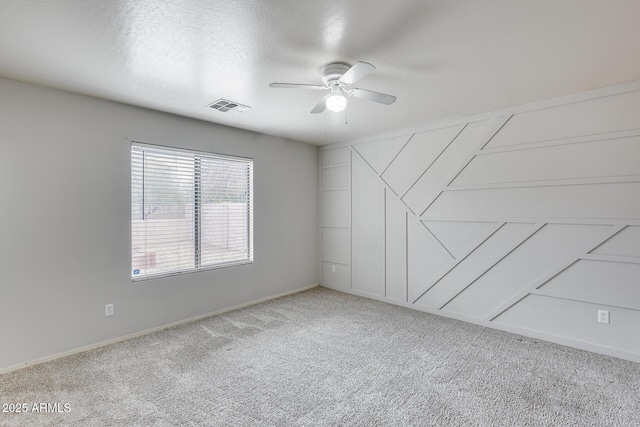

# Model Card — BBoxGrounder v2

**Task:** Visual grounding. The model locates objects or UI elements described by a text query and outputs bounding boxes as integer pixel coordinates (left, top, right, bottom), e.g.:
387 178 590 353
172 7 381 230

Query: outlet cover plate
597 309 609 324
105 303 114 317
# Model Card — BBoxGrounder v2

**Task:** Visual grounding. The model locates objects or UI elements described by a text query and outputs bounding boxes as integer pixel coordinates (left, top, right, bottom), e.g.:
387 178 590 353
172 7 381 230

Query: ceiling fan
269 61 396 114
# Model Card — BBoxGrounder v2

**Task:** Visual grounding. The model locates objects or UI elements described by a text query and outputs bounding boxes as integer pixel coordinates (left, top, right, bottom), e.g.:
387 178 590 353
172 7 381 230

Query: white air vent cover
206 99 251 114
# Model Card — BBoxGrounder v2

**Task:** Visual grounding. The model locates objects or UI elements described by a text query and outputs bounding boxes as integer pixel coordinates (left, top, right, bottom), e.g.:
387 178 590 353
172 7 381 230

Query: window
131 143 253 280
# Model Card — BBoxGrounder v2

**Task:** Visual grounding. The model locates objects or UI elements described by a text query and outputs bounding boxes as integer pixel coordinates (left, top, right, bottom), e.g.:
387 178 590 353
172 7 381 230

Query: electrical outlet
331 264 336 273
597 309 609 324
105 303 114 317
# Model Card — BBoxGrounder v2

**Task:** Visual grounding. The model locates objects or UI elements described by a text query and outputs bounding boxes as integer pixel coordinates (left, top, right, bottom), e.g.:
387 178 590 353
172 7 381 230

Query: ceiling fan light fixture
326 88 347 112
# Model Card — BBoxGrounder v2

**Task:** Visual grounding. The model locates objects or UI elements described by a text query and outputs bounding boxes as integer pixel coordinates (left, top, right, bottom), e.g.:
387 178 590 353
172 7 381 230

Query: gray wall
0 77 318 371
320 81 640 363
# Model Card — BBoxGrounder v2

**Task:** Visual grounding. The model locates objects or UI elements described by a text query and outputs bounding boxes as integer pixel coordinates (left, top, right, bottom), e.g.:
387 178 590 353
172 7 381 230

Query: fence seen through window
131 143 253 279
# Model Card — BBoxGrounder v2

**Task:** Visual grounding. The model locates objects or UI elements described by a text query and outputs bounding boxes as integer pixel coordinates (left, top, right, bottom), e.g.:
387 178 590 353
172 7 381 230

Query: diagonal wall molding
410 221 505 303
351 146 453 260
320 82 640 363
485 224 625 321
437 223 546 310
406 116 512 216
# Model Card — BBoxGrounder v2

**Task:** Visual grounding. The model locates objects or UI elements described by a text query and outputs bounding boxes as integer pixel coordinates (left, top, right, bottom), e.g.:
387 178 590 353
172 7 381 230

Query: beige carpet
1 287 639 426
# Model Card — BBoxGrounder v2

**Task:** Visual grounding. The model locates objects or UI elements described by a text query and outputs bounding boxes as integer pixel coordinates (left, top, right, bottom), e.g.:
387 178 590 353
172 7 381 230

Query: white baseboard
1 283 318 375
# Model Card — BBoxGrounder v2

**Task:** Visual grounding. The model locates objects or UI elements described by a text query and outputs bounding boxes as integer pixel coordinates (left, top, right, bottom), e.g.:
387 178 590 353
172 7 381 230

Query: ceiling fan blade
348 88 396 105
311 96 327 114
339 61 376 85
269 83 327 90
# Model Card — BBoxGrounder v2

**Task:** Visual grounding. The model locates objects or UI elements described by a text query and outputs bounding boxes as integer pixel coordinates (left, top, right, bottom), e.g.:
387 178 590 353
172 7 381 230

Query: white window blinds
131 143 253 280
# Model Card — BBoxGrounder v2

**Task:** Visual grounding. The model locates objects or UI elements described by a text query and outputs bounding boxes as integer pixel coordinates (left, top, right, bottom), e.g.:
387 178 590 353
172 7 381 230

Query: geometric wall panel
425 182 640 220
353 135 409 174
591 226 640 258
321 227 349 264
494 294 640 355
321 165 349 188
485 89 640 149
407 219 453 300
320 83 640 362
539 260 640 310
321 146 350 165
321 261 349 289
351 154 385 296
452 135 640 186
423 220 498 259
381 125 463 199
403 116 510 215
442 224 610 319
321 190 349 226
386 193 407 302
415 222 539 308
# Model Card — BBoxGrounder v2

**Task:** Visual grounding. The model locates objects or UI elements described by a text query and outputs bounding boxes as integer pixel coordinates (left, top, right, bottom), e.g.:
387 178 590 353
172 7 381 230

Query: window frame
130 141 253 281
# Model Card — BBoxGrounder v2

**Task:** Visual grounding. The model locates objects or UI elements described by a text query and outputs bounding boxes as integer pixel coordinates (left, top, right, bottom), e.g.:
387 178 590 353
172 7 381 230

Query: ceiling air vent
206 98 251 114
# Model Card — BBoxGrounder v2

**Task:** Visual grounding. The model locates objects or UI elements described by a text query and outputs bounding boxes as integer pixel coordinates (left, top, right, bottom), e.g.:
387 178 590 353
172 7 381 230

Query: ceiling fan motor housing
321 62 351 86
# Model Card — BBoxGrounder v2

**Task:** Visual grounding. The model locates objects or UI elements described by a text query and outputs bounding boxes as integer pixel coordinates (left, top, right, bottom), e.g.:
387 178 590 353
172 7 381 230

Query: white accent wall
320 81 640 363
0 77 318 371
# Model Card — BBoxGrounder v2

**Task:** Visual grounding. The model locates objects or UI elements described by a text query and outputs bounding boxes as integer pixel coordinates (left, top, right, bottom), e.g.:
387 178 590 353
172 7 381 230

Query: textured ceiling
1 0 640 145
